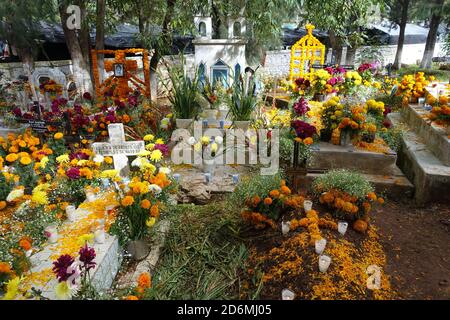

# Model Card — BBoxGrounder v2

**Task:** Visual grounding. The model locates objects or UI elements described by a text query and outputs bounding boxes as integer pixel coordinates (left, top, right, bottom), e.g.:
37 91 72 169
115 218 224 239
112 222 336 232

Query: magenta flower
291 120 317 139
154 144 170 157
79 244 96 271
66 167 81 180
83 92 92 100
293 97 310 116
53 254 76 282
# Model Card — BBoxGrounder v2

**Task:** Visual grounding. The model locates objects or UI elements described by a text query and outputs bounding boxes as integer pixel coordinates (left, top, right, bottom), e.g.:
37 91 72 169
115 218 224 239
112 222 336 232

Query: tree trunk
420 9 442 69
78 1 92 74
149 0 176 102
211 2 222 39
393 0 409 70
96 0 106 83
16 46 38 101
328 30 342 65
345 48 356 65
58 2 93 94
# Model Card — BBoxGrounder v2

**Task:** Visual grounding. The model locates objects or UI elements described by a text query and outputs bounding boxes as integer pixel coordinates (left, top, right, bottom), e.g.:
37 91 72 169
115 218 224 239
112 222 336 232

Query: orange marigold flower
269 190 280 198
137 272 151 289
150 205 159 217
0 201 6 210
121 196 134 207
54 132 64 140
377 197 385 204
19 238 32 251
367 192 377 201
303 137 313 145
124 295 139 300
141 199 151 209
263 197 273 205
280 185 291 195
252 196 261 206
0 262 12 274
5 153 18 162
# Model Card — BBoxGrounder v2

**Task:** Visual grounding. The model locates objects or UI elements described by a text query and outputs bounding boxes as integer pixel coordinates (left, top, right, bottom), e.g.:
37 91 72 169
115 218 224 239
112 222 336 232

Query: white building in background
192 13 247 87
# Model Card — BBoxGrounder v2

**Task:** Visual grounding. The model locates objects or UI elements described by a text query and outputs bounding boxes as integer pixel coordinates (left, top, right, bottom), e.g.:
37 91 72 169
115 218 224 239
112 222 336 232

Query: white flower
214 136 223 145
149 184 162 194
131 157 143 167
93 155 105 164
6 188 24 202
159 167 171 175
187 136 196 145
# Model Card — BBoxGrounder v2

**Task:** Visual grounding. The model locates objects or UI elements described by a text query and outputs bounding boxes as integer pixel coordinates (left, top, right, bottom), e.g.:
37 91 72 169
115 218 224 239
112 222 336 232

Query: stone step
388 112 450 204
309 142 398 175
401 104 450 166
295 171 414 200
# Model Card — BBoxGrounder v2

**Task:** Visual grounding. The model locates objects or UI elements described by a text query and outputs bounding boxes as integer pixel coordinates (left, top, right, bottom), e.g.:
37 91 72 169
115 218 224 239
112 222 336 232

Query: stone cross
92 123 145 177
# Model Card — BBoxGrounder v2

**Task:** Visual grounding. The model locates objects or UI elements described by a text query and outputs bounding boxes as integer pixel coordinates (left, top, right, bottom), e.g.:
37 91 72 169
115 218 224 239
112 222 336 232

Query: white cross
92 123 145 177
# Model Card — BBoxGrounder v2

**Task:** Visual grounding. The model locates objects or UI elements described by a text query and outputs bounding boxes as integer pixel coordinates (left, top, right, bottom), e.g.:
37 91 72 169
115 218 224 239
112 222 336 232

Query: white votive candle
303 200 313 212
94 229 106 244
315 238 327 254
338 221 348 235
319 255 332 273
281 221 291 235
281 289 295 300
65 205 77 222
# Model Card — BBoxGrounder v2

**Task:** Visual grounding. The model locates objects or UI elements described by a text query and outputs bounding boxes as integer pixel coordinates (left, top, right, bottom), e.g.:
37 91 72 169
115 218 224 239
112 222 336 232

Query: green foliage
0 173 15 202
397 65 450 81
312 169 374 200
379 124 407 153
279 135 294 164
228 74 258 121
142 203 247 299
163 57 202 119
228 171 284 208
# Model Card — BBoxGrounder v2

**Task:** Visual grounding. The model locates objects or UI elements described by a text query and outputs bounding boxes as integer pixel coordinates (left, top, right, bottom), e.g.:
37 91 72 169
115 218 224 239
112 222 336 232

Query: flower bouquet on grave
189 135 224 173
313 169 385 233
52 244 98 300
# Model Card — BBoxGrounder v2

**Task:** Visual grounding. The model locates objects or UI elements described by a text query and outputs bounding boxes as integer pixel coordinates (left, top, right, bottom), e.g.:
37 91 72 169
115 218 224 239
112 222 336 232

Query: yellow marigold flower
143 134 154 142
145 143 155 151
5 153 18 162
150 150 163 162
3 276 21 300
32 190 48 205
56 154 70 164
20 156 32 166
155 138 164 145
54 132 64 140
146 217 156 228
104 156 113 164
121 196 134 207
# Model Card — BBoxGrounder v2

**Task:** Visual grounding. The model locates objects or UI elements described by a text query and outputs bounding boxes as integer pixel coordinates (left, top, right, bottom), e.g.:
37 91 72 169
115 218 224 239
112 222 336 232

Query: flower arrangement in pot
200 77 224 121
290 97 318 167
228 73 258 130
187 134 224 173
164 60 202 129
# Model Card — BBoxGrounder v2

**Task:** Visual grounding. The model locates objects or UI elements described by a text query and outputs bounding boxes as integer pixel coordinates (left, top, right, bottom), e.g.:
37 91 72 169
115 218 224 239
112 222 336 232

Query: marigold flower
124 295 139 300
150 205 159 217
0 201 6 210
19 238 32 251
5 153 18 162
263 197 273 205
269 190 280 198
54 132 64 140
121 196 134 207
280 186 291 195
0 262 12 274
252 196 261 206
303 137 313 145
141 199 151 209
377 197 385 204
137 272 151 289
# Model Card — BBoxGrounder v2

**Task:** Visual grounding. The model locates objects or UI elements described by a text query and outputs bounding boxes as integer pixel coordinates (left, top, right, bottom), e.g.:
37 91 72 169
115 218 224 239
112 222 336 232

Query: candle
44 225 58 244
94 229 106 244
232 174 240 184
338 221 348 235
219 120 225 129
204 172 211 184
281 221 290 235
315 238 327 254
86 191 96 202
303 200 313 212
318 255 331 273
418 97 425 107
203 119 208 128
65 205 77 222
281 288 295 300
173 173 181 183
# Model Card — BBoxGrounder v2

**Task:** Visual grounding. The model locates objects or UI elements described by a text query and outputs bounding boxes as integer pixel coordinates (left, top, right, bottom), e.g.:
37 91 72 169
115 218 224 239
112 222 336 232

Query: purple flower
291 120 317 139
74 104 83 114
53 254 76 282
66 167 81 180
12 107 22 117
79 244 96 271
154 144 170 157
83 92 92 101
128 95 138 107
293 97 310 116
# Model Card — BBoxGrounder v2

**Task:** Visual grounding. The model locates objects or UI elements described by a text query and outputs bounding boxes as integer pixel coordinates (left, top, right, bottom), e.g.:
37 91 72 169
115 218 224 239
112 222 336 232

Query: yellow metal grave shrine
289 24 325 80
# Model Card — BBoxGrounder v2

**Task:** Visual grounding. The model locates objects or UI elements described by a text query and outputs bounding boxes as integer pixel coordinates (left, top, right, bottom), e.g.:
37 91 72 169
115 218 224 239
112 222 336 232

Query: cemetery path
372 201 450 300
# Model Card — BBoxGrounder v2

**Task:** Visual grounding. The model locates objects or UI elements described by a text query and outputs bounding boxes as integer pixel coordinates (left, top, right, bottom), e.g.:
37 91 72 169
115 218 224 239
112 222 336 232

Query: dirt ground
372 201 450 300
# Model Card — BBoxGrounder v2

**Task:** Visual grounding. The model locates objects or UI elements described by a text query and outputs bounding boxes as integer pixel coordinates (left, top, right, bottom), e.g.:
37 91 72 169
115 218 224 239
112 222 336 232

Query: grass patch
148 202 248 299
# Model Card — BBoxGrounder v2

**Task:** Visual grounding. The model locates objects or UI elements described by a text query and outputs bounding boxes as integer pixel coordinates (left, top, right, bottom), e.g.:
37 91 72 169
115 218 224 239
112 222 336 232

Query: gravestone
31 68 68 105
92 123 145 177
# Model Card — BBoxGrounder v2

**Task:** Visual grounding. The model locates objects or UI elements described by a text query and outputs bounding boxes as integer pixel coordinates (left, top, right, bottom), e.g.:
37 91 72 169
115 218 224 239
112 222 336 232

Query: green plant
228 171 284 209
164 58 202 119
228 74 258 121
312 169 374 200
379 125 406 153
